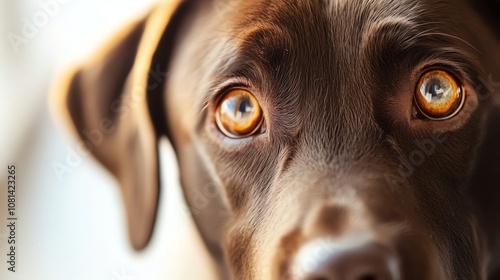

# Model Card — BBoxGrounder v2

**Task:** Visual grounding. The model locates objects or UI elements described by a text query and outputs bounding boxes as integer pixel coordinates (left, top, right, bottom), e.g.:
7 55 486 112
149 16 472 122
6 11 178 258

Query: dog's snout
291 239 400 280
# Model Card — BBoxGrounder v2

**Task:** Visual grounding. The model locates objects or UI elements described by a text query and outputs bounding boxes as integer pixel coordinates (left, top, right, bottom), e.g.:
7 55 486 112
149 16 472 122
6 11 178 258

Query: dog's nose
291 239 400 280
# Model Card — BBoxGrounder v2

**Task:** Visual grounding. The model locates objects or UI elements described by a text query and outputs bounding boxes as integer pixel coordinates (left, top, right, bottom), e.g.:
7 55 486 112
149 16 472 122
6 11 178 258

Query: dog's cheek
379 110 488 278
224 216 261 279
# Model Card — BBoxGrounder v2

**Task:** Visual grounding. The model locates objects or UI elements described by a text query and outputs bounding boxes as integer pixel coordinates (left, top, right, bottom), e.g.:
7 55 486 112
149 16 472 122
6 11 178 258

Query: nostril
292 239 400 280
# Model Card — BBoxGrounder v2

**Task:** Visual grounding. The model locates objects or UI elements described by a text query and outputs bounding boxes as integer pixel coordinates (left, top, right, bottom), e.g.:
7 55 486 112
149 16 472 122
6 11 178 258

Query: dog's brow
360 17 415 52
359 16 483 80
205 26 290 89
361 15 481 54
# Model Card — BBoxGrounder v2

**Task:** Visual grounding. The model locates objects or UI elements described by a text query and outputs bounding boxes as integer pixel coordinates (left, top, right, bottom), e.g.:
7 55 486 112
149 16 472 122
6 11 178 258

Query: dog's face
165 0 500 279
59 0 500 279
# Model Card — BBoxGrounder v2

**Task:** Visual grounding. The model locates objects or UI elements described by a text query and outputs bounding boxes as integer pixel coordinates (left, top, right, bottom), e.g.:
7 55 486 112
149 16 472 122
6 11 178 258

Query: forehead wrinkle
216 7 335 140
360 19 481 59
235 25 290 61
355 0 482 59
360 16 416 55
325 0 425 55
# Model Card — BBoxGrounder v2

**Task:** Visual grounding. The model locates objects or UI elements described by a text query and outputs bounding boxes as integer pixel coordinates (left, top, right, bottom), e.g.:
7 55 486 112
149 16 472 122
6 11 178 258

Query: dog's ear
52 0 188 250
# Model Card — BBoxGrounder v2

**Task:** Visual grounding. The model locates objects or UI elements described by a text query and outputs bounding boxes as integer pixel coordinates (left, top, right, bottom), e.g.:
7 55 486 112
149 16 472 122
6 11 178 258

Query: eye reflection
415 70 464 120
215 89 263 138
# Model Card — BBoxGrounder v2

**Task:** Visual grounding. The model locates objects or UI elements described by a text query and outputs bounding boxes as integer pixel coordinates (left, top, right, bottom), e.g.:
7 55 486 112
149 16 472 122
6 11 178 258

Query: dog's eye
215 89 263 138
414 70 464 120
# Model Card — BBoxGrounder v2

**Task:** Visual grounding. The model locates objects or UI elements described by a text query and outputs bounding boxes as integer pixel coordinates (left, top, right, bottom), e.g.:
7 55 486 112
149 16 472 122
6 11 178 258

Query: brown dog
54 0 500 279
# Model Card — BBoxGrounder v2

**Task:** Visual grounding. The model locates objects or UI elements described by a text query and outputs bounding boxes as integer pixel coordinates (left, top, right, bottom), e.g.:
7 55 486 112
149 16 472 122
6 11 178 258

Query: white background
0 0 218 279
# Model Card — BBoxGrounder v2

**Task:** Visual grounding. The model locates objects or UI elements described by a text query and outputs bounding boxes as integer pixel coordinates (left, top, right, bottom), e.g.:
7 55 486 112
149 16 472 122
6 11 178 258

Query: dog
53 0 500 279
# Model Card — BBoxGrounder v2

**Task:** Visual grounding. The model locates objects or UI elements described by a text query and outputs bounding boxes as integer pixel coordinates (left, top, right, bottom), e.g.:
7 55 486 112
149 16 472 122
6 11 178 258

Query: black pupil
239 99 248 112
237 97 251 114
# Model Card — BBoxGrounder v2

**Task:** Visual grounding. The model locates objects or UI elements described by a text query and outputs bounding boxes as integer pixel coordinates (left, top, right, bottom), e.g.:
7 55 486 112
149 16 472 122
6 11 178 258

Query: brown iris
215 89 263 138
415 70 464 120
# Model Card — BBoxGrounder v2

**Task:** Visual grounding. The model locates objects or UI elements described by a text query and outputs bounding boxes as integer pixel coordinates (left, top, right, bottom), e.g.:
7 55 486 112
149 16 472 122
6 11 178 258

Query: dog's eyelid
415 62 463 78
207 75 255 100
414 57 483 85
213 83 251 105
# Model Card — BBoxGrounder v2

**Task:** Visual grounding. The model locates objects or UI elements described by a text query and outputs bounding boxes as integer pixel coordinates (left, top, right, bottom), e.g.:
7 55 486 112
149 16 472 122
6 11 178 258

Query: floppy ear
52 0 187 250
